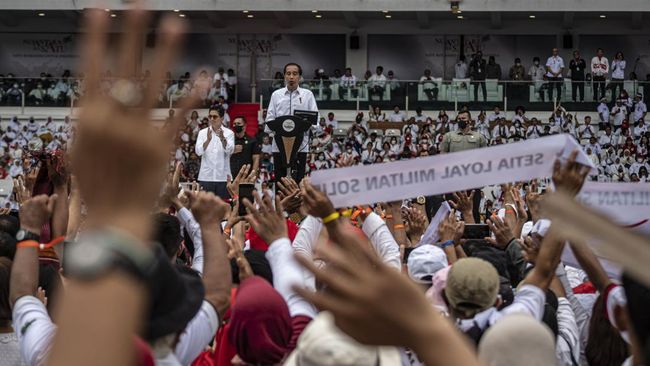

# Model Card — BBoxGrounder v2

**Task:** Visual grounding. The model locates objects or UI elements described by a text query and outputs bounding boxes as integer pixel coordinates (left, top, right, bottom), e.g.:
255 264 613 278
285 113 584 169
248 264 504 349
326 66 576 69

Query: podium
266 115 312 179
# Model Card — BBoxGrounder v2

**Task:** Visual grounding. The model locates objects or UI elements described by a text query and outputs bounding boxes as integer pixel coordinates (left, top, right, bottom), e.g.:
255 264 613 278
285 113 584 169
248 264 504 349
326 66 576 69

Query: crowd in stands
0 68 237 107
270 47 650 104
3 7 650 366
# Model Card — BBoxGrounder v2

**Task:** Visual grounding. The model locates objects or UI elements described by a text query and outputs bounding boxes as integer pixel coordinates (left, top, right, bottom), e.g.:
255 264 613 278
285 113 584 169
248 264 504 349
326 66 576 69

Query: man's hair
0 232 16 260
623 273 650 364
345 67 351 71
152 213 182 259
234 115 247 123
283 62 303 76
597 48 604 52
0 214 19 237
376 66 383 72
0 257 12 322
208 105 225 118
458 110 472 119
533 56 540 62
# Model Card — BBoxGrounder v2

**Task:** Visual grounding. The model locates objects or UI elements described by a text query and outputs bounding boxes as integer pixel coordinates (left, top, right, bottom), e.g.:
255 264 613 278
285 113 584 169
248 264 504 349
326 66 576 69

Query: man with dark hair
441 110 487 221
265 62 319 182
0 232 16 260
470 51 487 102
569 50 586 102
368 66 387 101
152 213 182 260
230 116 261 178
195 105 235 199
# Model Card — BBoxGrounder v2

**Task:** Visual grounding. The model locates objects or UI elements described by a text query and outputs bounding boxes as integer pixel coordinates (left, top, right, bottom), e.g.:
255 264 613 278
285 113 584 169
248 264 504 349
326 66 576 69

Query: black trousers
273 152 307 182
547 77 563 102
593 76 606 101
197 181 230 200
472 80 487 101
610 78 624 102
571 80 584 102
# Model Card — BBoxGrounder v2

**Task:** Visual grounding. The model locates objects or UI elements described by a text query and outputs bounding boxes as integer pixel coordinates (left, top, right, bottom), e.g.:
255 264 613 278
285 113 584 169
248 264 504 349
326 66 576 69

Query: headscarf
228 276 292 364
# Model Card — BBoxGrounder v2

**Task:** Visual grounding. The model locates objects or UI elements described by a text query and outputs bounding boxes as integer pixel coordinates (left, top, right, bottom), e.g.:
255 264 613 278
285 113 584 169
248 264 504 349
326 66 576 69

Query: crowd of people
1 5 650 366
270 48 650 104
0 68 237 108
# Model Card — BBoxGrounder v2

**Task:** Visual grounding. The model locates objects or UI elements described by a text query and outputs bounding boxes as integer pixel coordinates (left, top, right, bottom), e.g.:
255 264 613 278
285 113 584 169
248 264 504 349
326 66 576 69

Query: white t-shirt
598 103 610 123
388 111 406 122
545 56 565 77
0 332 26 366
591 56 610 77
633 101 647 122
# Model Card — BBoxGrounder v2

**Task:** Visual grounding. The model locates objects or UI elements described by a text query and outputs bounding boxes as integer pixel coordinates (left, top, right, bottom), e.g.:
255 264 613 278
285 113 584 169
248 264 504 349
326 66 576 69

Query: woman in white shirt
610 51 626 102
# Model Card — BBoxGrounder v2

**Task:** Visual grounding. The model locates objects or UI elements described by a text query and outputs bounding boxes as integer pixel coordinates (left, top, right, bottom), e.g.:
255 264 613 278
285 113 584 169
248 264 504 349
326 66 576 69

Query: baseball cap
283 312 402 366
445 258 500 317
407 244 448 285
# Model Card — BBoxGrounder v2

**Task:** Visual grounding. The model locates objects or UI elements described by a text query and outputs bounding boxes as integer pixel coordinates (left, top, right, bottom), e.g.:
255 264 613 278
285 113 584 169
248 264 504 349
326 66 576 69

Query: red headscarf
228 276 292 364
247 219 298 251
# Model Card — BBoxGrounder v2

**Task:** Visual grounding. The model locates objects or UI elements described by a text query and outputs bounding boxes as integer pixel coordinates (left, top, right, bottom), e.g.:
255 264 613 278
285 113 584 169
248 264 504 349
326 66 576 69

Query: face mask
347 148 352 153
457 120 468 130
319 155 325 161
534 61 539 66
391 140 397 145
234 125 244 133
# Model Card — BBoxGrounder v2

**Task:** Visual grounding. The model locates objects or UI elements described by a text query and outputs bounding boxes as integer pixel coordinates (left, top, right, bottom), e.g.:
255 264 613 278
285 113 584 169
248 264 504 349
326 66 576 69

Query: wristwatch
16 229 40 242
64 230 156 282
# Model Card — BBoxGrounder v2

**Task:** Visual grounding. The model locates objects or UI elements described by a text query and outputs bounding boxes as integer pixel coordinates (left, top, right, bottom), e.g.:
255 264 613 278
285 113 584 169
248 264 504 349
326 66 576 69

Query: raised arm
243 192 317 319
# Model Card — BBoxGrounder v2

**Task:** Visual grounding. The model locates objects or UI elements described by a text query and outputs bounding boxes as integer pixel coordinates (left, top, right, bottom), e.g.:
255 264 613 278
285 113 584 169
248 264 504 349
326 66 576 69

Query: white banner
561 183 650 279
577 182 650 233
311 134 593 208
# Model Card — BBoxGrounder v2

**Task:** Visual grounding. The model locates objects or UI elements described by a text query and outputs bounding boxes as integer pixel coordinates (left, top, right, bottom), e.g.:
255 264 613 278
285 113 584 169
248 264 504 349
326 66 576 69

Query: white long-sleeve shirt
591 56 609 77
611 60 626 79
195 126 234 182
361 213 402 269
177 208 204 276
266 238 318 318
265 86 319 153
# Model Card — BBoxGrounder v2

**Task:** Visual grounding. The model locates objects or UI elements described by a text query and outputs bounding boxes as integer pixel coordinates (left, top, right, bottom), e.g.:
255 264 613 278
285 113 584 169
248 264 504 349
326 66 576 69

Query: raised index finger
79 9 109 97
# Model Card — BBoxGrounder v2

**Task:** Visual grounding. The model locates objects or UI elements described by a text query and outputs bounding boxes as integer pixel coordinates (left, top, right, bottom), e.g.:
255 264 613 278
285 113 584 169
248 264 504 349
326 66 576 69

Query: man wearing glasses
265 62 319 182
195 105 235 198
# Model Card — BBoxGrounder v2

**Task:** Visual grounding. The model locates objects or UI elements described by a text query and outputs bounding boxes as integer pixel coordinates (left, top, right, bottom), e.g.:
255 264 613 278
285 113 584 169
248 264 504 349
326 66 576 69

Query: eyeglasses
208 115 219 119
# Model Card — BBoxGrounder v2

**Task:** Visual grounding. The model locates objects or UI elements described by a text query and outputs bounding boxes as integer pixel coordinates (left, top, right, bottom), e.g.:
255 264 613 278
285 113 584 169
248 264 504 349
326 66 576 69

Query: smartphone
179 182 193 192
463 224 491 239
497 208 506 220
238 184 255 216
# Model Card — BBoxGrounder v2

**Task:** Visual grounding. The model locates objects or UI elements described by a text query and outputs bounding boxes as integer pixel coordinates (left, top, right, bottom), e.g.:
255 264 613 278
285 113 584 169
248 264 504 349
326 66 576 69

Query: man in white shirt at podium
265 62 319 182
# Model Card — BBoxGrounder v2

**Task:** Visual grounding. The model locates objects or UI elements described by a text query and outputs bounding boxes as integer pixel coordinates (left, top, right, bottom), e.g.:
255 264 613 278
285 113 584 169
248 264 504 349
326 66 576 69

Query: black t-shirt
569 59 586 80
230 134 261 177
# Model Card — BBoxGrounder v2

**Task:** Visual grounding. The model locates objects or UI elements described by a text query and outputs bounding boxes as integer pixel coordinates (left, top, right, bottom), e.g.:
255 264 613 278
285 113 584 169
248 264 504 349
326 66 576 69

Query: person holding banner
265 62 319 182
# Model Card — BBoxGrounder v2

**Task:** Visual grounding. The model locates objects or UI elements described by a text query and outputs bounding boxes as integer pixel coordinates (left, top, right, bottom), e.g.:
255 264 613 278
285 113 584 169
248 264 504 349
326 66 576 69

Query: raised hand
243 191 287 244
449 190 475 223
187 191 230 227
521 235 541 264
404 207 427 242
226 164 256 197
293 232 481 366
69 6 197 241
438 211 464 245
552 149 590 196
300 178 336 219
19 194 58 234
485 215 515 250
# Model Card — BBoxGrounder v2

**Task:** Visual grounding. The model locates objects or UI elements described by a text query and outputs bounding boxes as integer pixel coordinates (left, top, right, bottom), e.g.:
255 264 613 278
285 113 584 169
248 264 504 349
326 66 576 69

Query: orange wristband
386 215 393 220
505 209 517 215
17 240 39 249
393 224 405 230
223 227 232 236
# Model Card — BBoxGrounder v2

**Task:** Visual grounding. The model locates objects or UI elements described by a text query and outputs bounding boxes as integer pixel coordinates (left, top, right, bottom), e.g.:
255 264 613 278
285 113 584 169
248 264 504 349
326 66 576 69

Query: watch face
16 230 25 241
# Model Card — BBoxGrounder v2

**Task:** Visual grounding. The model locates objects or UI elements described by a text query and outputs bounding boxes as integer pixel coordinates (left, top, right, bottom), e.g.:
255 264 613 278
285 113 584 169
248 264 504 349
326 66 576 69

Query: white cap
407 244 448 284
283 312 402 366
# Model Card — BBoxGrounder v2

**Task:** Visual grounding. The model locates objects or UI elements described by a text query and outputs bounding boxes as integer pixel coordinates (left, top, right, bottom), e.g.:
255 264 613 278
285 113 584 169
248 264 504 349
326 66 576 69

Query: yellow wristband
339 209 353 217
322 212 341 224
